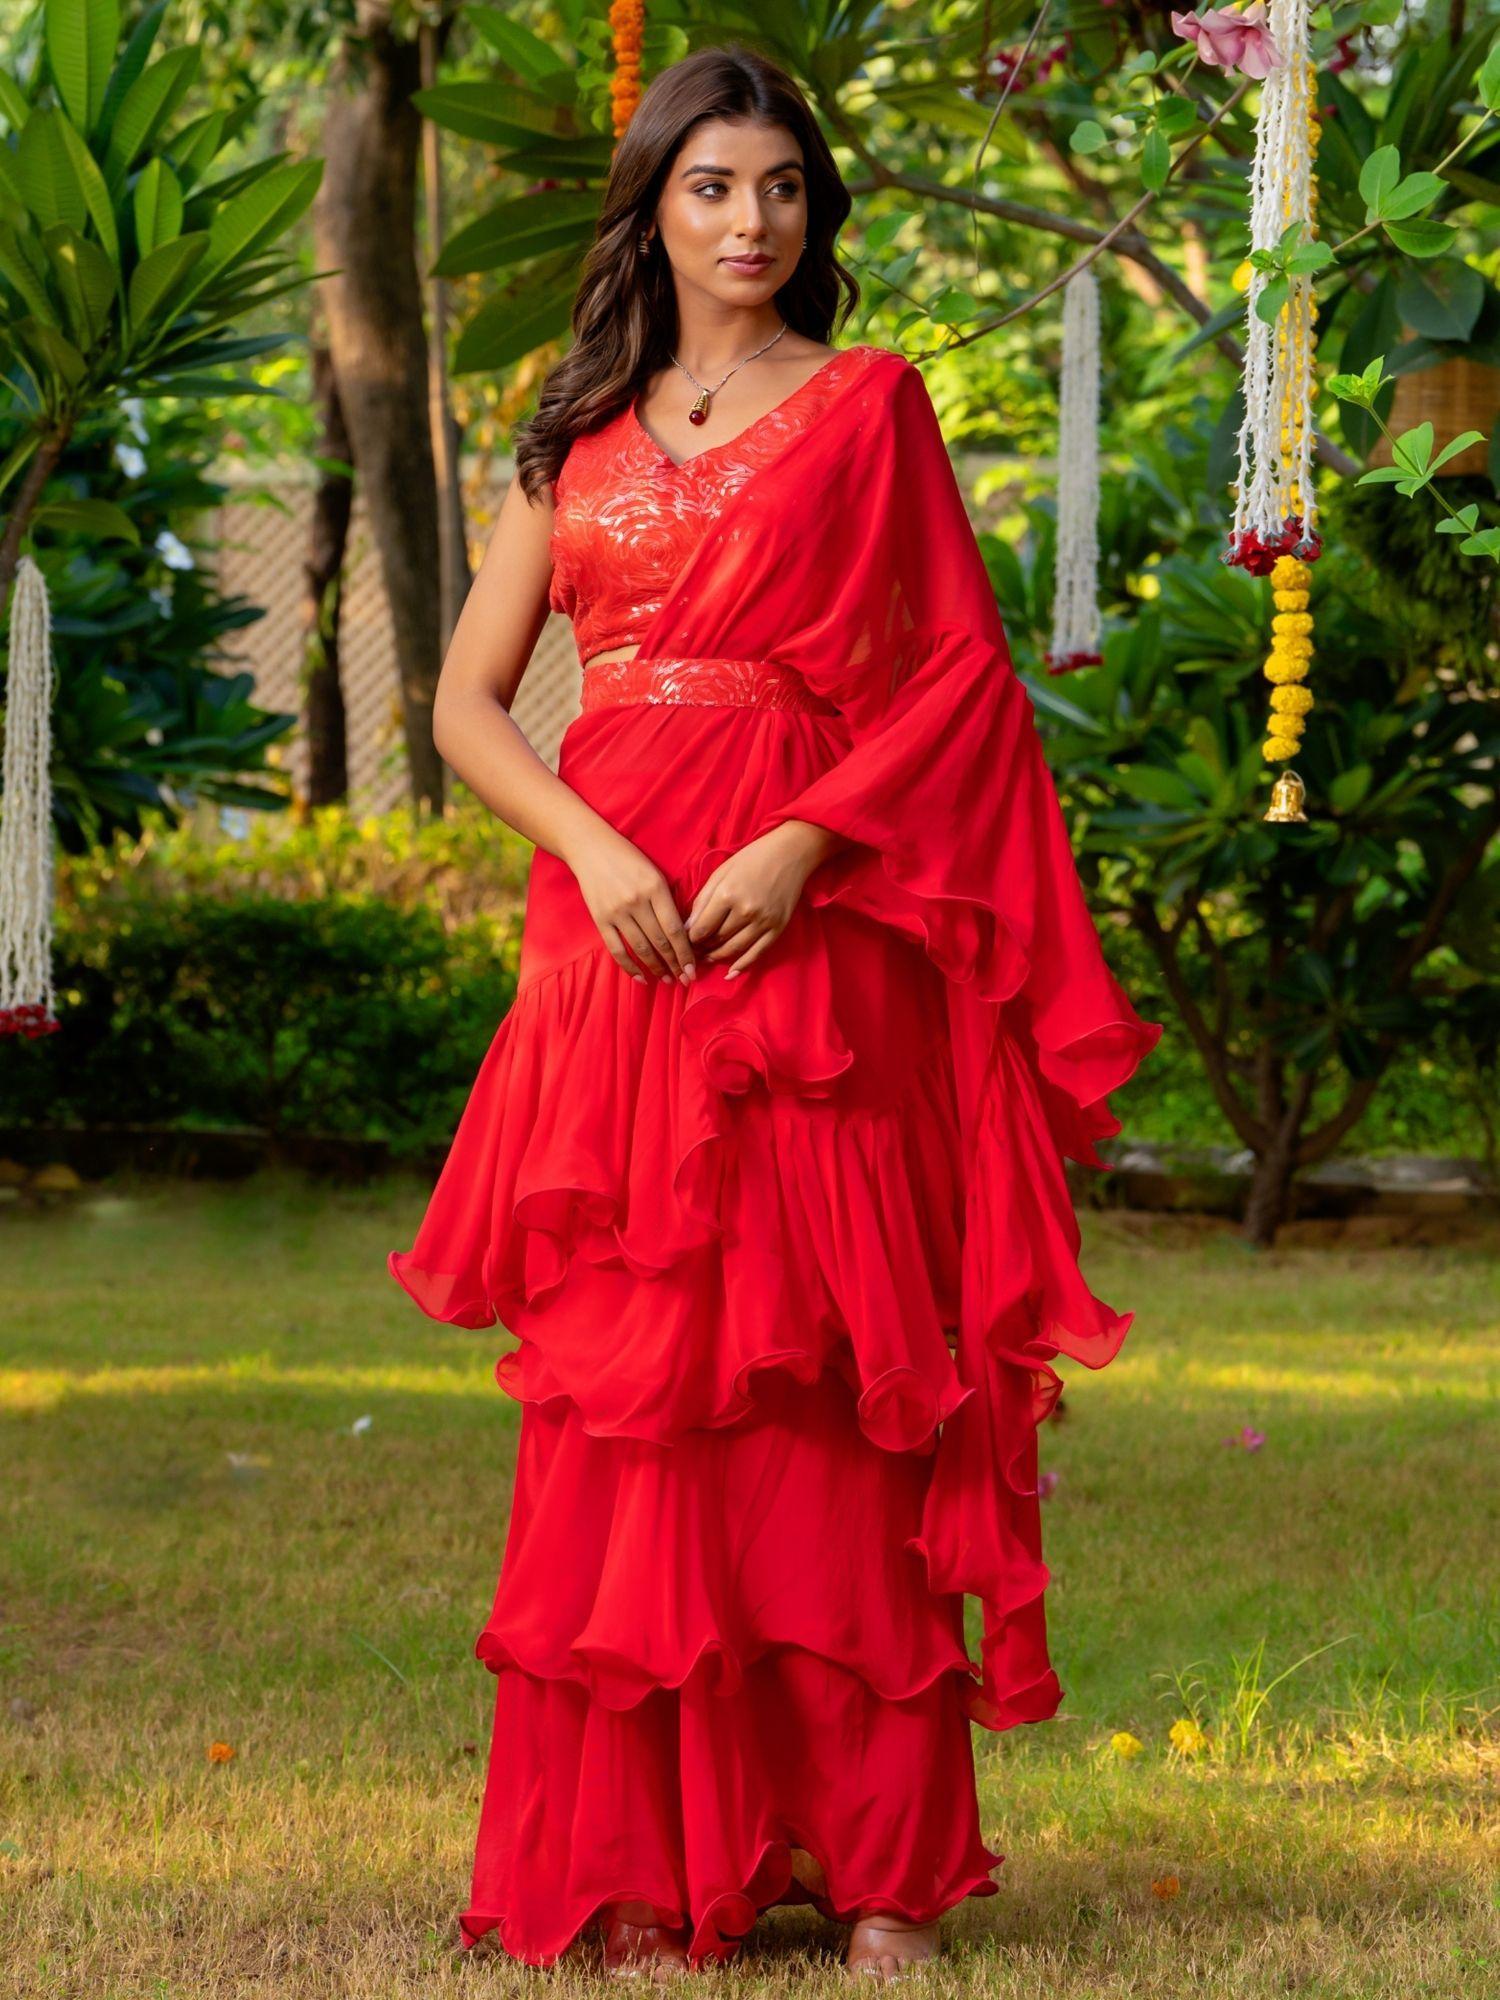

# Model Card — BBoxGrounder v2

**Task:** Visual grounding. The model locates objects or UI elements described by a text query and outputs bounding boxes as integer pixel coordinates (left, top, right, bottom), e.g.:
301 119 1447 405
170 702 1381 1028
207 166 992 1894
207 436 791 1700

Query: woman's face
649 116 808 304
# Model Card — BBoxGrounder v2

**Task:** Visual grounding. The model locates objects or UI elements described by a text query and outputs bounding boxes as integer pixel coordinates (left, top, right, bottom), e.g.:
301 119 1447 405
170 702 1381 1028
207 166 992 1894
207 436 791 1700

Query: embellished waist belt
579 654 837 717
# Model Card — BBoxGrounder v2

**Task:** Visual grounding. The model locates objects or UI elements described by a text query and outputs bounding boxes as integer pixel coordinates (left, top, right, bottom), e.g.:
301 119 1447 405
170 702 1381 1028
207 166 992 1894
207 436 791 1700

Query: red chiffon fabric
389 343 1162 1964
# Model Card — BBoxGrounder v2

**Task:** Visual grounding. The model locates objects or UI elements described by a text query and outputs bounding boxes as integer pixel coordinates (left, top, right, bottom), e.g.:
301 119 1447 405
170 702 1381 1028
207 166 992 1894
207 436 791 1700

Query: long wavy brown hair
511 43 859 502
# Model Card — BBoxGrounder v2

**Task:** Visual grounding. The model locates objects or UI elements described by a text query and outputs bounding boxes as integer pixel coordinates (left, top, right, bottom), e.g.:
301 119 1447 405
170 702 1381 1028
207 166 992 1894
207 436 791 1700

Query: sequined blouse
547 345 882 667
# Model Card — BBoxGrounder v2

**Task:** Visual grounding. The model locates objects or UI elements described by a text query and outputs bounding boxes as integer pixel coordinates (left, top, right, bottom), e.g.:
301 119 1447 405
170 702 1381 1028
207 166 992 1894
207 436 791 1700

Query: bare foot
844 1914 941 1980
602 1903 692 1982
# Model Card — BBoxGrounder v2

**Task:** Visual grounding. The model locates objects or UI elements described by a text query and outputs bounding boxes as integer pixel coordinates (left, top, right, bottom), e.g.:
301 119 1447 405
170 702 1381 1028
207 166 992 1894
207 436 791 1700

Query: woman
389 42 1161 1984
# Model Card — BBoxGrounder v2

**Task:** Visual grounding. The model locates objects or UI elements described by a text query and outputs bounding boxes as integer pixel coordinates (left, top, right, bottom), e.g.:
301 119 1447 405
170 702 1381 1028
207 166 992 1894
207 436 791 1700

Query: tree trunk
419 16 472 652
313 3 445 813
302 342 353 809
1242 1138 1297 1247
0 424 74 604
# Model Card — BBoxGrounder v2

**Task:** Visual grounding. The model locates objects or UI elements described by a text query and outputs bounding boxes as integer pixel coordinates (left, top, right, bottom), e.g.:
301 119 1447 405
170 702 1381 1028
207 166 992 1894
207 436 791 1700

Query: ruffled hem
388 920 971 1457
458 1836 1003 1967
476 1371 973 1709
458 1649 1002 1967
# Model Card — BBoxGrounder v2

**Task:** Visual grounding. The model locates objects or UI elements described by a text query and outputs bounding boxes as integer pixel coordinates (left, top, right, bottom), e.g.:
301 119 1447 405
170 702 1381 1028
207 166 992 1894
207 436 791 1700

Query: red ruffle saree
389 347 1163 1965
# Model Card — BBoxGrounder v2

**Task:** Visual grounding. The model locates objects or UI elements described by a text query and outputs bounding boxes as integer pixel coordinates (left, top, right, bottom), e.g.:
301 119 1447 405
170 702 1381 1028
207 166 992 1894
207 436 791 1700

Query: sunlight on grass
2 1174 1496 1997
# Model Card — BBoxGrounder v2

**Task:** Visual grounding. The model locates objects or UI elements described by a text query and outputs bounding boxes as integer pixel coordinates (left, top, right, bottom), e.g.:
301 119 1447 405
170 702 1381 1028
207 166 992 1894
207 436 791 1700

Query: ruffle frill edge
389 788 1162 1734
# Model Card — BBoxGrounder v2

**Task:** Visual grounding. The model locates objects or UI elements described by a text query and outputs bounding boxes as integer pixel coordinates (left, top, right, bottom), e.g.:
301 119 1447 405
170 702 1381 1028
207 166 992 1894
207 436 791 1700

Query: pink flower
1037 1469 1061 1499
1170 3 1282 80
1221 1424 1266 1451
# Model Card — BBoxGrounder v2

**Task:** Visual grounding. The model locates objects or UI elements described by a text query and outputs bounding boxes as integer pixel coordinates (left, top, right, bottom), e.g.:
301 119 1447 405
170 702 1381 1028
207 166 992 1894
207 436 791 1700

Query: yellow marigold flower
1271 684 1314 716
1263 736 1299 762
1169 1717 1209 1757
1272 612 1314 637
1273 637 1315 661
1231 259 1254 294
1110 1730 1146 1759
1272 556 1310 587
1265 655 1310 684
1273 589 1310 611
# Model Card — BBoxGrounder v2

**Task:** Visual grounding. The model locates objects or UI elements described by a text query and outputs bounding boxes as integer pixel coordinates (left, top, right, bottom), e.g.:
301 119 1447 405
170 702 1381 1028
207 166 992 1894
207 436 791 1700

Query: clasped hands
573 819 840 986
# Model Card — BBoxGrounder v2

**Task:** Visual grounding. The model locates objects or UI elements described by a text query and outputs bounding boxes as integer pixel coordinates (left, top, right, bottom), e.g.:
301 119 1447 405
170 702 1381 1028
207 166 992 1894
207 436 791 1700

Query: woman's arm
432 470 696 987
431 471 600 867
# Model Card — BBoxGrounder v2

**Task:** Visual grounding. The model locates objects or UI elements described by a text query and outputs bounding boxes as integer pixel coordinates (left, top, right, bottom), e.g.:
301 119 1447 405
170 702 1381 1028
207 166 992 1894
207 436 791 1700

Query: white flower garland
0 556 58 1037
1228 0 1320 568
1047 262 1102 672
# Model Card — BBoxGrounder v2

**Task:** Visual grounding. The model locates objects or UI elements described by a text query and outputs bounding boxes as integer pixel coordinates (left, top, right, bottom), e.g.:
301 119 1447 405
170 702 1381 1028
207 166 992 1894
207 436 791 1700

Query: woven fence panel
209 473 582 813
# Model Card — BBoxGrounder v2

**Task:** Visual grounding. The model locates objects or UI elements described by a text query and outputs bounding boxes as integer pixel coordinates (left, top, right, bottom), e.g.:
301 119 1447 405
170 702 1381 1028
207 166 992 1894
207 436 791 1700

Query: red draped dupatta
619 350 1163 1730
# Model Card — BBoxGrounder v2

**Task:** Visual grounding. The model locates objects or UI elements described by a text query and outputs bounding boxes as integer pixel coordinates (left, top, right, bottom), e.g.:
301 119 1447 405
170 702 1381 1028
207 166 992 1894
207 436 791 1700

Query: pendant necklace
671 321 789 426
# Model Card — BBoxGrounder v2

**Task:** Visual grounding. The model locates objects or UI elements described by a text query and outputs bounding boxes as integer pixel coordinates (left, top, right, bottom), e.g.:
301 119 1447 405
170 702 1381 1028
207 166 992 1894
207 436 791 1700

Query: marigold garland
1260 54 1321 769
610 1 644 138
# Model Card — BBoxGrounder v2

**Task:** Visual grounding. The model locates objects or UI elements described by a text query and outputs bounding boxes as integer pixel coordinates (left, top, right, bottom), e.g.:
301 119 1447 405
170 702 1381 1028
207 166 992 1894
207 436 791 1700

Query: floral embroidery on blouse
548 345 881 666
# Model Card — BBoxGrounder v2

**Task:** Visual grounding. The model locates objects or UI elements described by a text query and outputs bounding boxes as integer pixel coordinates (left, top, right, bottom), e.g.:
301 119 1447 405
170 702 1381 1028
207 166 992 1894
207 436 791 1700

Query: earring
639 233 651 252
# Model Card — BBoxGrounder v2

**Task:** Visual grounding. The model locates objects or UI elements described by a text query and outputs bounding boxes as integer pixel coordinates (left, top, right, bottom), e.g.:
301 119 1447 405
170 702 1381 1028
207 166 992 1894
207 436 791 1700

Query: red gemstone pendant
688 390 711 425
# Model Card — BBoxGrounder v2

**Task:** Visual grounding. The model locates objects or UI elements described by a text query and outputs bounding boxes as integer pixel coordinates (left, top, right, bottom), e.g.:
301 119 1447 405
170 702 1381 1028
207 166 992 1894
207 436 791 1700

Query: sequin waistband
579 654 837 716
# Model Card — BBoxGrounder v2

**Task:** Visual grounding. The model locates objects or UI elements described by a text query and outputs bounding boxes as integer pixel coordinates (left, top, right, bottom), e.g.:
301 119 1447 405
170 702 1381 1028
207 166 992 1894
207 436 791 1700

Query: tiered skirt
389 690 1153 1963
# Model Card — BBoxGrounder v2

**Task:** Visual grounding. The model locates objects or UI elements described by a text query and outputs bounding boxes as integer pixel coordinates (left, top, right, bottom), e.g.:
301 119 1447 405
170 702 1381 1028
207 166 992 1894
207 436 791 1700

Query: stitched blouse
547 345 881 666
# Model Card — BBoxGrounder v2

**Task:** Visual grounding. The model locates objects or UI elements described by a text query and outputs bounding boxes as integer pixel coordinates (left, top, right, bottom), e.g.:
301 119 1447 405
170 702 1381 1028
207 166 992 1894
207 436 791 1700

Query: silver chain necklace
670 321 789 427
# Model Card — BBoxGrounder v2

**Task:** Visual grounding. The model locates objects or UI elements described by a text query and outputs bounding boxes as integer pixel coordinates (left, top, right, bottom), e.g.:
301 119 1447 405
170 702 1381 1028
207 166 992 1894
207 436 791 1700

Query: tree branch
1133 895 1267 1149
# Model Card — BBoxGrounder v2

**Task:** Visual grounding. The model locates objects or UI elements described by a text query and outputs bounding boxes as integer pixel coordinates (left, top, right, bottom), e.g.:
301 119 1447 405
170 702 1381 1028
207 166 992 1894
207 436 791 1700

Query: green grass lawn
1 1174 1496 1998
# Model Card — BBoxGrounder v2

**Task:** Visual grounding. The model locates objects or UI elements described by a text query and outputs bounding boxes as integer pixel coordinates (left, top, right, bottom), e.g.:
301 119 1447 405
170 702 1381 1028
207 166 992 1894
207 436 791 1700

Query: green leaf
1141 125 1170 191
0 70 30 132
124 229 207 329
1393 419 1435 473
411 82 561 149
1070 119 1107 155
102 46 198 185
0 221 57 324
1326 764 1371 812
1478 37 1500 113
33 494 140 543
1254 275 1290 327
1379 170 1448 220
432 188 598 278
465 6 571 82
195 158 321 290
1426 429 1486 474
165 108 227 187
1436 503 1481 534
1384 218 1457 258
1395 260 1485 339
45 0 119 135
863 212 907 254
453 261 576 374
133 156 183 256
16 107 89 232
16 314 88 389
98 0 166 141
1284 239 1334 274
45 224 116 346
55 112 120 264
1358 143 1400 215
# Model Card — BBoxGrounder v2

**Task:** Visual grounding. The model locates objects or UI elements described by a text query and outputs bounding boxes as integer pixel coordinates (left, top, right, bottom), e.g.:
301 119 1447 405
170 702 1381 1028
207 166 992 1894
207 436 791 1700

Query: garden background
1 2 1496 1995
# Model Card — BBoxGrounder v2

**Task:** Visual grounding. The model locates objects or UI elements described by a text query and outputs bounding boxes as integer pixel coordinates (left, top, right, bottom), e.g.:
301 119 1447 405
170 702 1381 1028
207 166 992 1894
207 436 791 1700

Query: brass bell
1264 769 1309 823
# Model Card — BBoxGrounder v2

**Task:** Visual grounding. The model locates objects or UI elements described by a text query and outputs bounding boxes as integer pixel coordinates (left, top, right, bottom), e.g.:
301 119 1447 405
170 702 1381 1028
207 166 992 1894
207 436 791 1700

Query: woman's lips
721 255 773 273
